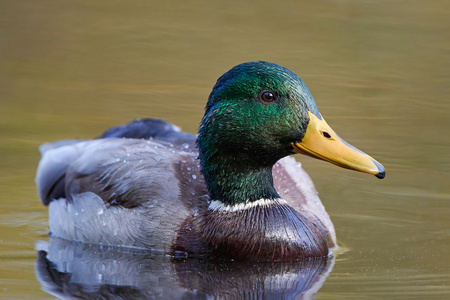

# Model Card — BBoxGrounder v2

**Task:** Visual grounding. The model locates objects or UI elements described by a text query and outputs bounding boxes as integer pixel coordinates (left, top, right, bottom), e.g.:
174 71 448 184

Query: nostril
322 131 331 139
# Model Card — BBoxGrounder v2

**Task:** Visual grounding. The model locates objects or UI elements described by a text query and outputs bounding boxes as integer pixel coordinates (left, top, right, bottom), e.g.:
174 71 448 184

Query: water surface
1 0 449 298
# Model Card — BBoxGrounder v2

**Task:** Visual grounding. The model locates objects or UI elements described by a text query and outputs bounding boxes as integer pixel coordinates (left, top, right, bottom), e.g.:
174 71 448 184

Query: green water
1 0 449 298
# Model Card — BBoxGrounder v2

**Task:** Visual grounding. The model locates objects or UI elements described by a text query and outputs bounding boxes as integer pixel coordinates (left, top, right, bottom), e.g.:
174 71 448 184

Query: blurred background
1 0 449 298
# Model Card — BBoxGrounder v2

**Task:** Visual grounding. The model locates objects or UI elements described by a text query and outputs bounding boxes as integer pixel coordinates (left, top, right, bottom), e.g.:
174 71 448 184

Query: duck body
36 61 384 262
37 126 334 260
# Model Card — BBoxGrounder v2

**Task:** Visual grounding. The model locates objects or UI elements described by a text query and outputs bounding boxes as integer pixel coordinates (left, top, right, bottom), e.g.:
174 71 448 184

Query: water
1 0 449 298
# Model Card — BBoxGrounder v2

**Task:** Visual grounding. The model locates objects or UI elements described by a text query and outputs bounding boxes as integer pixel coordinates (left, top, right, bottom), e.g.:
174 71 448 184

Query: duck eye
322 131 331 139
261 91 275 102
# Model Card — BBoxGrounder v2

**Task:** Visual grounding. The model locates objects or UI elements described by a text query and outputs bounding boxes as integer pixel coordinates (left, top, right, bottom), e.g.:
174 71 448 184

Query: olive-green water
1 0 449 299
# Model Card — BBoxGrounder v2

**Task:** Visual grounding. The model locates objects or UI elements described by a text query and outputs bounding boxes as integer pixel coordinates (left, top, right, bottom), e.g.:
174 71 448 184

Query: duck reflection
35 237 335 299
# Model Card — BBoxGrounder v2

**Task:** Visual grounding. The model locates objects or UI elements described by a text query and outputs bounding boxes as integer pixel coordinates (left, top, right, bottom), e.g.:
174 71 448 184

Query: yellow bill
292 111 385 179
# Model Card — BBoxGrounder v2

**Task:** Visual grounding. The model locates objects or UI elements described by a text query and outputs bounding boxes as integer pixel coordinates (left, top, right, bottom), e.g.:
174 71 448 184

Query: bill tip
373 160 385 179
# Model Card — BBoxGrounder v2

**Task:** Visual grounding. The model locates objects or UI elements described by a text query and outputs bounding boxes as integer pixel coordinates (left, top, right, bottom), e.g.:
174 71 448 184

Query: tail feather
36 141 83 205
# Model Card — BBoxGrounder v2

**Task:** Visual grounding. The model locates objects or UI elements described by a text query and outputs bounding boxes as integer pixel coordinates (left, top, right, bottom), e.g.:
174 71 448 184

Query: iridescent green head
197 61 384 205
199 61 320 166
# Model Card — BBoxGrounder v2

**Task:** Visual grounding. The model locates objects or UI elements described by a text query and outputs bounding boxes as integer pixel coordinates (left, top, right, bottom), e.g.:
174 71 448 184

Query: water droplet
192 174 197 179
97 208 104 215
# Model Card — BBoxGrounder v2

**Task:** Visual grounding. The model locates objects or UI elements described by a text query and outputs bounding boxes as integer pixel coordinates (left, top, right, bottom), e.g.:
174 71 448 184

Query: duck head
197 61 385 205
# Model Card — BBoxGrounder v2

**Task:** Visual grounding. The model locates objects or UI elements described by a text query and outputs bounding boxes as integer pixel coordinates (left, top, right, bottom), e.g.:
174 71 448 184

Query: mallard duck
36 61 385 262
